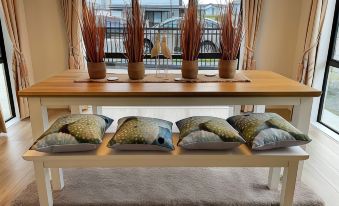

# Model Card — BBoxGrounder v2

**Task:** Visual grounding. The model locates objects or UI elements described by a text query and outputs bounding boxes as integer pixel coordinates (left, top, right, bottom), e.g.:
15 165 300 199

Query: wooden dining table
19 69 321 206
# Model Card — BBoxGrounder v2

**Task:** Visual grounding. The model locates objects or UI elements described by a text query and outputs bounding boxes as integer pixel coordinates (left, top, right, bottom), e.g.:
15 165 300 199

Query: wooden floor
0 109 338 205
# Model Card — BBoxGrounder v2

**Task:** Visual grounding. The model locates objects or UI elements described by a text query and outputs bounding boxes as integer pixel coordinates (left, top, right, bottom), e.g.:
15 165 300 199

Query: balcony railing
104 26 221 69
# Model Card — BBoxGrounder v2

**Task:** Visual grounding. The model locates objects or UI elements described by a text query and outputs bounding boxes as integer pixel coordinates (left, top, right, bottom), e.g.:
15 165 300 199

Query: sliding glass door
0 22 15 122
318 4 339 133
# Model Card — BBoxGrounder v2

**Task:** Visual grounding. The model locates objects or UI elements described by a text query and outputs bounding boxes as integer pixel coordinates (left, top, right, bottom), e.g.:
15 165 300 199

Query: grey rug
12 168 324 206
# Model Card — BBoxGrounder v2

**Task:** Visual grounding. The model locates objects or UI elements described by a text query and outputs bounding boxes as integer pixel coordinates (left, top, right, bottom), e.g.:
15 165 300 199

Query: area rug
12 168 324 206
74 73 250 83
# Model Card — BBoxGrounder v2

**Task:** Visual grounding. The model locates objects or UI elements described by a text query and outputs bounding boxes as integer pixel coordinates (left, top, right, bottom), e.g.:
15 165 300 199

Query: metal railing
104 26 221 69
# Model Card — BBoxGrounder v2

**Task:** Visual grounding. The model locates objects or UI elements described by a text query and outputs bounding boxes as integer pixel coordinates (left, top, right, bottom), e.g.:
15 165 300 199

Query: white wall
23 0 68 83
255 0 311 79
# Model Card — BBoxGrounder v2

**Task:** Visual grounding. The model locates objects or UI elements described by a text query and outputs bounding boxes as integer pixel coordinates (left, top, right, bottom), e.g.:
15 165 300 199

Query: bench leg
268 167 281 190
280 161 299 206
34 162 53 206
51 168 64 190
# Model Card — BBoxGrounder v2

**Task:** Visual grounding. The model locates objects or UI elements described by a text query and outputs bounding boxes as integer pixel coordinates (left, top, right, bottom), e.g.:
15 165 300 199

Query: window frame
317 0 339 134
0 21 16 122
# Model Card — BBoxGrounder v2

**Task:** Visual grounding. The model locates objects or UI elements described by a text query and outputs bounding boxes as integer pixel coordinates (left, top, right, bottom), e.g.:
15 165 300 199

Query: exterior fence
104 25 221 69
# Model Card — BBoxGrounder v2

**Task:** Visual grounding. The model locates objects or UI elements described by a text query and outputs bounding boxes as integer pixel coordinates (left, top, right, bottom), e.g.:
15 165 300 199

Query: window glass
88 0 240 68
318 11 339 133
161 19 179 28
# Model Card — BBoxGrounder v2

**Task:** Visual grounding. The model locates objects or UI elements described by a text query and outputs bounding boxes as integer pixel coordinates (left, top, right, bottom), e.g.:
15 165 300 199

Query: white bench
23 134 309 206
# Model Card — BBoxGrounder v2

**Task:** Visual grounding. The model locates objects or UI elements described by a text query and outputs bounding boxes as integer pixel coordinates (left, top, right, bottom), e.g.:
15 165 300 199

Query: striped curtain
1 0 31 118
241 0 263 112
242 0 263 71
60 0 84 70
297 0 328 86
0 107 6 133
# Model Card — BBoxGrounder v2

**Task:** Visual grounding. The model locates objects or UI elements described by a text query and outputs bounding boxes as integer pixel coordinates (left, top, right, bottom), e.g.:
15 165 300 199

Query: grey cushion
107 116 174 151
176 116 245 150
31 114 113 153
227 113 311 150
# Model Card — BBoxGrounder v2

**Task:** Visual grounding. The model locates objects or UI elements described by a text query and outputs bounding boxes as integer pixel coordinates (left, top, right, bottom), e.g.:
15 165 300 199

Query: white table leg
34 161 53 206
51 168 64 190
49 103 84 191
70 105 82 114
92 106 103 115
280 161 299 206
292 97 313 180
233 105 241 115
268 167 281 190
253 105 266 113
28 97 48 140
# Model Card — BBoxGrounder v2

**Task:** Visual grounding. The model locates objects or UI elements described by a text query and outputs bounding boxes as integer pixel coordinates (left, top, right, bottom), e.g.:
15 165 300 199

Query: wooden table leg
34 161 53 206
233 105 241 115
268 167 281 190
292 97 313 180
28 97 48 140
29 97 64 191
70 105 82 114
280 161 299 206
51 168 64 190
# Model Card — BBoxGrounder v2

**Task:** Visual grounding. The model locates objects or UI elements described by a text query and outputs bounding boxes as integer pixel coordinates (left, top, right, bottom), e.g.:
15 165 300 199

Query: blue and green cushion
227 113 311 150
31 114 113 153
176 116 245 150
107 116 174 151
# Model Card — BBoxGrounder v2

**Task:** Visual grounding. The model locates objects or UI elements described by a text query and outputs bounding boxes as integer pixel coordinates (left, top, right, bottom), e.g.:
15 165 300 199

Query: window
318 2 339 133
0 21 15 122
90 0 240 68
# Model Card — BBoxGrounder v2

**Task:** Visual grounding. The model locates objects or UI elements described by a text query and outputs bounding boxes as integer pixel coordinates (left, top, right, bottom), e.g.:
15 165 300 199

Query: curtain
60 0 84 70
297 0 328 86
0 107 6 133
1 0 31 119
241 0 263 112
242 0 263 70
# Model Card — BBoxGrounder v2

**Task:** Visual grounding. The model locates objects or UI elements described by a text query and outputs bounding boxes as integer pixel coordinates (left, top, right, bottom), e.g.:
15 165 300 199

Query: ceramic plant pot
87 62 106 79
128 62 145 80
218 59 238 79
127 62 145 80
181 60 198 79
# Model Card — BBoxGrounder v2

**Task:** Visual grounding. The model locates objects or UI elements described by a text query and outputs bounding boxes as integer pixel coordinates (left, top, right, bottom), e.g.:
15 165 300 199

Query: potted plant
81 1 106 79
124 0 144 80
180 0 203 79
219 3 243 79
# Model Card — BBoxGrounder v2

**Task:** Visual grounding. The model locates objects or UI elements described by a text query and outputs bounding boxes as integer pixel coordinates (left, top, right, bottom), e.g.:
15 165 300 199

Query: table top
19 70 321 98
23 134 309 165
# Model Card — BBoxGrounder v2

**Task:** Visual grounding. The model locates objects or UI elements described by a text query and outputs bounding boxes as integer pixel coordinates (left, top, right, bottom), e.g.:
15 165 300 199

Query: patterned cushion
31 114 113 153
107 116 174 151
227 113 311 150
176 116 245 150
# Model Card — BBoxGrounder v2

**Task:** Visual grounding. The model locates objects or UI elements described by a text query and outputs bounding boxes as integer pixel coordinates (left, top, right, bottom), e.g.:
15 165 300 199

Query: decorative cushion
227 113 311 150
31 114 113 153
107 116 174 151
176 116 245 150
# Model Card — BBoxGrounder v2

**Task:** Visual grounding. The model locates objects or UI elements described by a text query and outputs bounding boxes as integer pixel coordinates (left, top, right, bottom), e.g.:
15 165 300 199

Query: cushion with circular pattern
107 116 174 151
176 116 245 150
227 113 311 150
31 114 113 153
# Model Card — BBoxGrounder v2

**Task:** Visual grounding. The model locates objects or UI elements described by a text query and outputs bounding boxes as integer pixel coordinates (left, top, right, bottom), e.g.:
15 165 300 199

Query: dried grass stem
220 2 243 60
